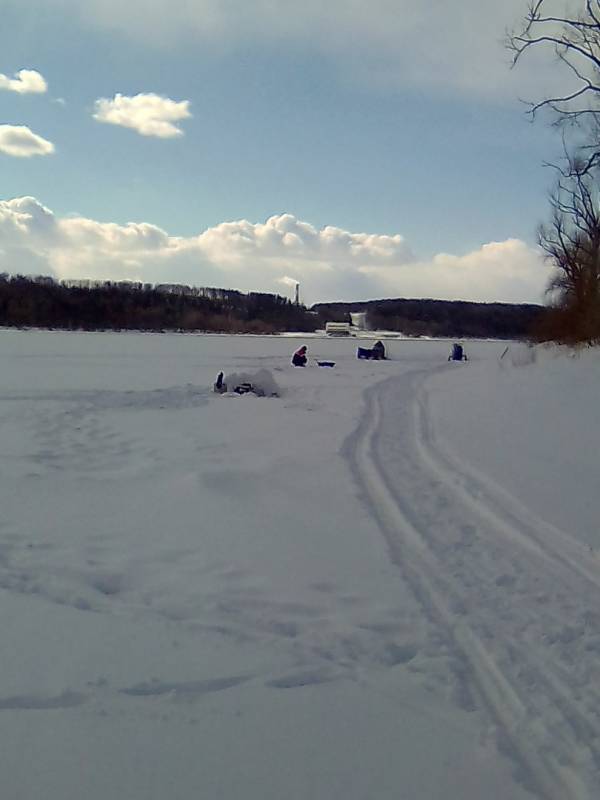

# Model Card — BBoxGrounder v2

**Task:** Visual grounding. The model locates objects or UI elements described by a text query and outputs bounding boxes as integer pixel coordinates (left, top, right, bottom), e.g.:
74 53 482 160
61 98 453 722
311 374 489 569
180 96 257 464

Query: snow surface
0 330 599 800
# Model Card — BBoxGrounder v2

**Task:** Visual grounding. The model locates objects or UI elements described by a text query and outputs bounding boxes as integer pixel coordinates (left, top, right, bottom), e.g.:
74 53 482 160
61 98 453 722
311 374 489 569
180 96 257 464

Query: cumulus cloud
0 196 550 304
0 126 55 157
93 93 192 138
360 240 549 304
0 69 47 94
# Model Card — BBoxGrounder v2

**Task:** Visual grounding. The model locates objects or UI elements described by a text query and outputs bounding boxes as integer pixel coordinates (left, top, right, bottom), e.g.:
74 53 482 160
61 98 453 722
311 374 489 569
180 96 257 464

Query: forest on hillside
313 298 545 339
0 273 546 338
0 274 317 334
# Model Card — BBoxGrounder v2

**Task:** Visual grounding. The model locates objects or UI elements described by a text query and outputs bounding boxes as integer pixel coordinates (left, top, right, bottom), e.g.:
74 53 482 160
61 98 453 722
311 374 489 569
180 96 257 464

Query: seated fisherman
371 340 386 360
448 343 467 361
292 345 308 367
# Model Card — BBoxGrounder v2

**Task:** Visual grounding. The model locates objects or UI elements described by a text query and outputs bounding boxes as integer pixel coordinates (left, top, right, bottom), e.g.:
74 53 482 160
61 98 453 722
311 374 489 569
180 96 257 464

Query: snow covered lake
1 330 599 800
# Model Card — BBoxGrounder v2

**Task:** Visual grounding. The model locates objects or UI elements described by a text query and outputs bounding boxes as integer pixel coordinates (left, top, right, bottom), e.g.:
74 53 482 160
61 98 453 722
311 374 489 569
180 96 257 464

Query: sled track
414 382 600 594
346 370 600 800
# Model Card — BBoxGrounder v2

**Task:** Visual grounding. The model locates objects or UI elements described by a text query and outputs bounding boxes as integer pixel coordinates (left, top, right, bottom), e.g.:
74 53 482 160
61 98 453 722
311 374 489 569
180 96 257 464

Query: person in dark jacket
292 345 308 366
371 340 386 360
448 343 467 361
213 371 227 393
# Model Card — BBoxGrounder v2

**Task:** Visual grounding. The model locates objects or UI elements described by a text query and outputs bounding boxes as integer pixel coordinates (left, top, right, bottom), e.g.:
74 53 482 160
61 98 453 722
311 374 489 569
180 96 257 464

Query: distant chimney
294 283 300 305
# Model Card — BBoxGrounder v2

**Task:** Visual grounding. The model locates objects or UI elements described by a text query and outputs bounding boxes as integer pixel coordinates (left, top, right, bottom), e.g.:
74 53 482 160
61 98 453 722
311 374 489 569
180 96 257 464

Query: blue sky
0 0 565 304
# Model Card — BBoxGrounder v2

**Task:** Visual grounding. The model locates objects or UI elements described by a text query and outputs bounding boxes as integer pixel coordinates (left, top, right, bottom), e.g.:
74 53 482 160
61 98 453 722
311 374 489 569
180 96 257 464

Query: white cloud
0 126 55 158
93 93 192 138
0 69 47 94
0 197 550 304
360 239 549 305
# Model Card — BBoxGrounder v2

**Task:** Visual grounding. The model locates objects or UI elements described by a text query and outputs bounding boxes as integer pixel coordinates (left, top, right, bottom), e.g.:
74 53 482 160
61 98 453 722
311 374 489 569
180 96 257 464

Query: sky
0 0 571 305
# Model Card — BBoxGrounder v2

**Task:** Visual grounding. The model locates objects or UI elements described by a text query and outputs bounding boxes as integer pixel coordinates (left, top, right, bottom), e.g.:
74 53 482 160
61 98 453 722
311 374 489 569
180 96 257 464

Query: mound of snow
222 368 281 397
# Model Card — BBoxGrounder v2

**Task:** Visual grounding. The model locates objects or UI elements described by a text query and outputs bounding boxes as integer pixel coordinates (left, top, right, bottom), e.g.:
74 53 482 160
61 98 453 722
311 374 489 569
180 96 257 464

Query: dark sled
357 346 385 360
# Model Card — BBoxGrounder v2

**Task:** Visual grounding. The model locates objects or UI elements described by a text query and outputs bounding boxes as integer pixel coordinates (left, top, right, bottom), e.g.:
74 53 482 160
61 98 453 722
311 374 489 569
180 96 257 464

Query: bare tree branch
508 0 600 126
509 3 600 341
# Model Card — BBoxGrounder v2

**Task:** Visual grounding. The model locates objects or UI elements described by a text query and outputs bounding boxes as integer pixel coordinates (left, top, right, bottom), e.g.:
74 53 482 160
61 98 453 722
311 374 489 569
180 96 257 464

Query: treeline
0 274 318 334
313 298 546 339
0 273 547 338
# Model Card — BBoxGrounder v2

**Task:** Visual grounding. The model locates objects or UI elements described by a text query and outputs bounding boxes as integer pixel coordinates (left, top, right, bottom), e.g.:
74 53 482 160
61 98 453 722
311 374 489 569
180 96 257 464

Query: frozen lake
1 330 598 800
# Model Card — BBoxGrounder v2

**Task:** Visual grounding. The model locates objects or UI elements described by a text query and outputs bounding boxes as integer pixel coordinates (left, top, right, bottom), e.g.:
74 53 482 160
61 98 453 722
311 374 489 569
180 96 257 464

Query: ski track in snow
0 678 251 711
0 691 86 711
345 368 600 800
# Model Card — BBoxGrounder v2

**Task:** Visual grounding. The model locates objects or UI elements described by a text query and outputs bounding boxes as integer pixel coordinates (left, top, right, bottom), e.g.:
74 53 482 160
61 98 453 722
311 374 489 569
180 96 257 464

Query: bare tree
538 151 600 341
509 2 600 341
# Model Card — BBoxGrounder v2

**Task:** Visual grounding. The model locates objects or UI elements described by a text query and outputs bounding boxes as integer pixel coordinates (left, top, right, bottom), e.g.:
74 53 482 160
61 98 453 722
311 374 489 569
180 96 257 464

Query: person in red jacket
292 345 308 366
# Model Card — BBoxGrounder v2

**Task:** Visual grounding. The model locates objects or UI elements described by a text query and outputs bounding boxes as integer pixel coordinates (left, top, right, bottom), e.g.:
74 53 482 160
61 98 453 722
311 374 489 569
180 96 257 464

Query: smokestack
294 283 300 305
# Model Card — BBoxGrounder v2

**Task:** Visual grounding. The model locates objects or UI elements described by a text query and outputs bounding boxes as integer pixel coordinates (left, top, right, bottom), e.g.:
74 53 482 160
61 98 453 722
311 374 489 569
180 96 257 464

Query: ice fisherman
213 371 227 393
448 343 467 361
372 340 386 360
292 345 308 367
